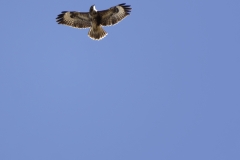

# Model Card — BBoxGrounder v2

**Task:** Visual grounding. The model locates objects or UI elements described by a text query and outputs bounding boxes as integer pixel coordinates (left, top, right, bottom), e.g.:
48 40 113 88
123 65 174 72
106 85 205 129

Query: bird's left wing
98 3 131 26
56 11 91 29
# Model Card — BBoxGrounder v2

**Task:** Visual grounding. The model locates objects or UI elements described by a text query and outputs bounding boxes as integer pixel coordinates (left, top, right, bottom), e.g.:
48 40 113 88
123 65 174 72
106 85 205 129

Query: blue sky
1 0 240 159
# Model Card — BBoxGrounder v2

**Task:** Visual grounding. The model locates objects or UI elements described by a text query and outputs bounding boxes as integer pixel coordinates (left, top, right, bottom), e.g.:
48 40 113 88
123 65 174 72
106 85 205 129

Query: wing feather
56 11 91 29
98 3 131 26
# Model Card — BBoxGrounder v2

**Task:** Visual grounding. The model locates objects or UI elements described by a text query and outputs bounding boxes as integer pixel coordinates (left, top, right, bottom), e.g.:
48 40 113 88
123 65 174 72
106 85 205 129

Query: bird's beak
93 5 97 11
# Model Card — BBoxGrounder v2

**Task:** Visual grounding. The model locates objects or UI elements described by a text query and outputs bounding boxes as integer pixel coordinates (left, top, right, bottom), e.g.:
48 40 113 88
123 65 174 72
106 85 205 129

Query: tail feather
88 26 107 40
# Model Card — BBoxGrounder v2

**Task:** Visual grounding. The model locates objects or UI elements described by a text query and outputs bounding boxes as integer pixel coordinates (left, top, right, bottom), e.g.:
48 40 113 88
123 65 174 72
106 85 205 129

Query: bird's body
56 3 131 40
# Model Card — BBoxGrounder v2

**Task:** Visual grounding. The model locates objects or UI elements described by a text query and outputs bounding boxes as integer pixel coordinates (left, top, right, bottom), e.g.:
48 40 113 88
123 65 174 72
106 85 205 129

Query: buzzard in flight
56 3 131 40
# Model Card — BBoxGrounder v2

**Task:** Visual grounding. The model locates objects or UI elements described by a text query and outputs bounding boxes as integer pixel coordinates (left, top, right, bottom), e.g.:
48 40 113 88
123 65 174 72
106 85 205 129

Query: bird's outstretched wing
98 3 131 26
56 11 91 29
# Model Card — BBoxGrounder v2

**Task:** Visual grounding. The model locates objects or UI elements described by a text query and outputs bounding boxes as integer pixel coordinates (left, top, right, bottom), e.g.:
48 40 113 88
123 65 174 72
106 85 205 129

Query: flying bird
56 3 131 40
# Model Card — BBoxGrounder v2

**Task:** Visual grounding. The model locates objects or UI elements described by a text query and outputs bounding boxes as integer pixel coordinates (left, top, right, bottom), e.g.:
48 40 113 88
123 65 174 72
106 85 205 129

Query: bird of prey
56 3 131 40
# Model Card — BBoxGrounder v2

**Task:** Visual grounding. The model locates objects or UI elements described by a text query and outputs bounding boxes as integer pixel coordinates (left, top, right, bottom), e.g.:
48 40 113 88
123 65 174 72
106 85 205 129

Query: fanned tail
88 26 107 40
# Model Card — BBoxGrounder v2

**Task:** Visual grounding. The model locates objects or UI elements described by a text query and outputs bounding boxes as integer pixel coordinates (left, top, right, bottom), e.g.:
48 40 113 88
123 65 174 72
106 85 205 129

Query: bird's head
90 5 97 13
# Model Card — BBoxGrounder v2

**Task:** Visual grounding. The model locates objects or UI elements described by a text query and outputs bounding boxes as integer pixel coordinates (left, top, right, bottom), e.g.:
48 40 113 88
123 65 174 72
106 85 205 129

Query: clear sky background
0 0 240 160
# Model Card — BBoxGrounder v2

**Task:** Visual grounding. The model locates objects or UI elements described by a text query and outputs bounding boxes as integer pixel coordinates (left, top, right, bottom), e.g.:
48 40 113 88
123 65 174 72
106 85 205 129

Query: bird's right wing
56 11 91 29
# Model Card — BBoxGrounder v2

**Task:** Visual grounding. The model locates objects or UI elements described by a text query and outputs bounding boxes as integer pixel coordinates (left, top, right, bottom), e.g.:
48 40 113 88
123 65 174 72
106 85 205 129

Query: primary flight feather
56 3 132 40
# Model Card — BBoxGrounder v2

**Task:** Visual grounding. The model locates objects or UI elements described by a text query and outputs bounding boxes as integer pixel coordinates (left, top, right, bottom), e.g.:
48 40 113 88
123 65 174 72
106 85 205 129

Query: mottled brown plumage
56 3 131 40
